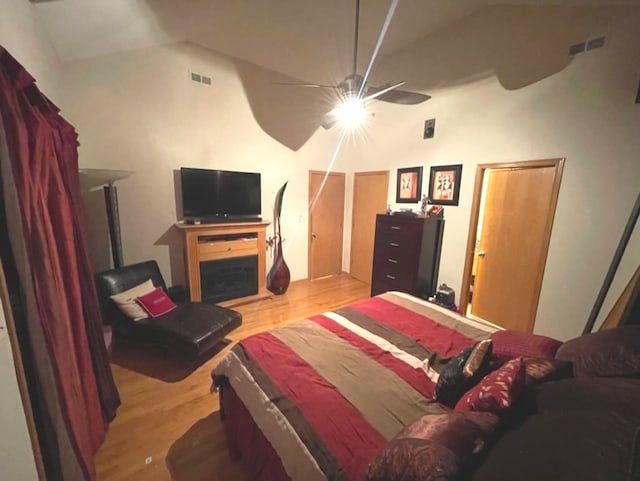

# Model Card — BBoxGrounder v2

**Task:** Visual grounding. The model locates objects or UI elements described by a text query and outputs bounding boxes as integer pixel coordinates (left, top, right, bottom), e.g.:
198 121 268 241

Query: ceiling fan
279 0 431 129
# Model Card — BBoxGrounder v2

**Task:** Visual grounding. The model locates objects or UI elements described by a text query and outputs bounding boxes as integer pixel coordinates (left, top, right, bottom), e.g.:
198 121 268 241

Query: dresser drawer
374 241 420 265
375 232 420 252
197 238 258 261
372 249 418 285
372 271 413 290
375 216 424 236
375 218 422 252
373 256 415 276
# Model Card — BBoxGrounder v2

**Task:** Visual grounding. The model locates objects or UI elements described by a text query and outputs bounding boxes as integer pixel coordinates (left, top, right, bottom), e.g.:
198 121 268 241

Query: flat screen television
181 167 261 222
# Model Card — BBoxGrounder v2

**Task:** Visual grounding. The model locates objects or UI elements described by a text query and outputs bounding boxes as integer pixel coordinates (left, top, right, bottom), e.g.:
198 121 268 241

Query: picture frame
395 166 423 203
427 164 463 206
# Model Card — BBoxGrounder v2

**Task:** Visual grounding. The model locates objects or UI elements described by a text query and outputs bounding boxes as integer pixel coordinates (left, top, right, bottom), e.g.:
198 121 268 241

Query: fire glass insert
199 255 258 303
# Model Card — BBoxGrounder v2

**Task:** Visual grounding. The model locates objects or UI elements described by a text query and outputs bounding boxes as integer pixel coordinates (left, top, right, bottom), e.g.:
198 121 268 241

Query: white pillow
110 279 155 321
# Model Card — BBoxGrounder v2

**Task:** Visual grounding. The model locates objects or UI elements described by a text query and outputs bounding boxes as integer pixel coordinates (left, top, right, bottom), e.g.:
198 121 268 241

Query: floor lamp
78 169 134 269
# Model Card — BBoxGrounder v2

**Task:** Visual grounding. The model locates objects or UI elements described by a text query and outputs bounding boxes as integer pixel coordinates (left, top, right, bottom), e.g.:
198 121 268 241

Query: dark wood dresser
371 214 445 299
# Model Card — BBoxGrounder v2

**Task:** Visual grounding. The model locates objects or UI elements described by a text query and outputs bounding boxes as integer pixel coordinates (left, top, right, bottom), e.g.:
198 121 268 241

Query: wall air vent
189 71 211 86
586 36 606 51
568 42 586 56
569 36 606 57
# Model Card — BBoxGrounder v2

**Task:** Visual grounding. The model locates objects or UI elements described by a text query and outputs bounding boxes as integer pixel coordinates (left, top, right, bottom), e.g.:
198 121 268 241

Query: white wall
0 0 62 102
346 8 640 340
61 6 639 341
0 300 38 481
61 42 350 285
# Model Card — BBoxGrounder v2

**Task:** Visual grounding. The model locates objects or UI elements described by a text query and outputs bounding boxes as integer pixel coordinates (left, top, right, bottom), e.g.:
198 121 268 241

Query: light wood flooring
95 274 370 481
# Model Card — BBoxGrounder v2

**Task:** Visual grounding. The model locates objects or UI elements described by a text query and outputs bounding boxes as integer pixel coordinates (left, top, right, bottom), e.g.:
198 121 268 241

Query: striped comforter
212 291 496 481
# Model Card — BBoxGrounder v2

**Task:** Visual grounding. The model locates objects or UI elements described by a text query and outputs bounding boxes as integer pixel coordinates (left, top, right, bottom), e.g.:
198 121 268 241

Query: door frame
350 170 389 282
308 170 346 280
460 158 565 329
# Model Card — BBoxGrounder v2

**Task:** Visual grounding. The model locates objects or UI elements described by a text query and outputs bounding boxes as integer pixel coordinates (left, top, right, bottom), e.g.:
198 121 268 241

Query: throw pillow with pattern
455 357 526 413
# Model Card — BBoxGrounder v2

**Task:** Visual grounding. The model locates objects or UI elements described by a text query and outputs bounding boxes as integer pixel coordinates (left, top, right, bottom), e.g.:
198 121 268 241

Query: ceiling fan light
335 97 367 129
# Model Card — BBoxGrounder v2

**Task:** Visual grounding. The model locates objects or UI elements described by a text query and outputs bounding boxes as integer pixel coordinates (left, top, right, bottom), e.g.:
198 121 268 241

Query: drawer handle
391 226 401 230
389 242 400 247
388 258 398 264
386 275 397 280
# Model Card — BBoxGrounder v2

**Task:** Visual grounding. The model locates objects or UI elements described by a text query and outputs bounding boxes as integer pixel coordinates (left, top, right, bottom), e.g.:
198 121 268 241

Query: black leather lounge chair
95 260 242 360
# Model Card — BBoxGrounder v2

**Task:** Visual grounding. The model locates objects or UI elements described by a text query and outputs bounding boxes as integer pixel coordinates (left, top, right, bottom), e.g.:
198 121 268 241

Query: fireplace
200 255 258 303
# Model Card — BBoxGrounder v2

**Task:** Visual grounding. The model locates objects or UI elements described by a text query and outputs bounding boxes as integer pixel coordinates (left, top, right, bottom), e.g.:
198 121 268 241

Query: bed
212 291 640 481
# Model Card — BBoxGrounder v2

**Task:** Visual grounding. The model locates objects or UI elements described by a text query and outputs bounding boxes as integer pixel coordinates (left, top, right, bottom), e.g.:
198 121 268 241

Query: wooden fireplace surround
176 220 271 306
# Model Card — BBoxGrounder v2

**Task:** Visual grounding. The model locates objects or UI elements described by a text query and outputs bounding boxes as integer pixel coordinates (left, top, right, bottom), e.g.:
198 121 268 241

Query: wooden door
467 160 563 331
309 171 345 280
350 171 389 283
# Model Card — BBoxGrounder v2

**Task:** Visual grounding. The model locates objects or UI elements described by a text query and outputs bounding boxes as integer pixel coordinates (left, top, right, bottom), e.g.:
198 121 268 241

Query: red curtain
0 47 120 480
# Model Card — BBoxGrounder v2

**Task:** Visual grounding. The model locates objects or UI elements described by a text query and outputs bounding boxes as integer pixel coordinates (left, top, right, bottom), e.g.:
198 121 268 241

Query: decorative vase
267 238 290 294
267 181 290 295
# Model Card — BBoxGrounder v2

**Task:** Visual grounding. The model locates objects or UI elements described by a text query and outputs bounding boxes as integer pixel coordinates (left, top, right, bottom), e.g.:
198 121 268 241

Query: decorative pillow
135 287 177 317
491 330 562 362
555 326 640 378
110 279 155 321
364 411 499 481
455 358 526 413
435 339 493 407
522 357 571 385
463 339 493 378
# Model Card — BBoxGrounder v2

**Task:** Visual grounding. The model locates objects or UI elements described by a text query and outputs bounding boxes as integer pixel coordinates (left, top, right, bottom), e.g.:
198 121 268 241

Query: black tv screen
181 167 261 221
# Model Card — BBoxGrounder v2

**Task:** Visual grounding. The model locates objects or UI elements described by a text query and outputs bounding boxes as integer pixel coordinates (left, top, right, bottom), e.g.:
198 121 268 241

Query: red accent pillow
491 330 562 362
455 358 526 413
135 287 177 317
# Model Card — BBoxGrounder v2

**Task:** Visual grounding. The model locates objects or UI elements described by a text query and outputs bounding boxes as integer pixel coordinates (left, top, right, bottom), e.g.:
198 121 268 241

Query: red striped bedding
212 291 496 481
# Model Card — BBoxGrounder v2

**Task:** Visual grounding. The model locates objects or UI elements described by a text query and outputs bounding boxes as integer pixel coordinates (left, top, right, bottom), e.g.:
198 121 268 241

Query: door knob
477 250 486 257
311 232 317 239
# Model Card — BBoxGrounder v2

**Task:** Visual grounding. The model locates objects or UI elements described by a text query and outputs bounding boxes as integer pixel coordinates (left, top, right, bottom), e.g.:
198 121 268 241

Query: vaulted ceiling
32 0 640 85
30 0 640 149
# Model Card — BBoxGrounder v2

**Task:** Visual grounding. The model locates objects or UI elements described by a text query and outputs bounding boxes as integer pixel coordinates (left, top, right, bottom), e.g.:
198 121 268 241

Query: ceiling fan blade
363 81 406 101
320 110 338 130
373 89 431 105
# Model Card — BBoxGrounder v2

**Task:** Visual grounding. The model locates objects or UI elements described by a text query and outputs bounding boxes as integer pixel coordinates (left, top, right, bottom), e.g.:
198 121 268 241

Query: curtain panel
0 46 120 481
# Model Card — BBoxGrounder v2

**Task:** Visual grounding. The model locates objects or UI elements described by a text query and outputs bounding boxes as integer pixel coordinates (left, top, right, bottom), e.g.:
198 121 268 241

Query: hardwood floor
95 274 370 481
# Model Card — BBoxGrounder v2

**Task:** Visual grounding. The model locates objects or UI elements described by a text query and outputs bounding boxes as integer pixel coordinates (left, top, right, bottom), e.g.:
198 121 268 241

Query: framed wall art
428 164 463 206
395 166 423 203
